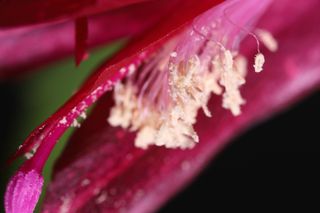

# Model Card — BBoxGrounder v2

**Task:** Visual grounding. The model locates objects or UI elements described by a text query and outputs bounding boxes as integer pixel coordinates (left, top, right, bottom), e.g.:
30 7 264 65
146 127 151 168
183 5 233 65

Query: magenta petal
5 170 44 213
5 1 223 211
43 69 320 212
9 0 222 162
0 0 153 27
42 1 320 213
0 1 177 79
75 17 89 66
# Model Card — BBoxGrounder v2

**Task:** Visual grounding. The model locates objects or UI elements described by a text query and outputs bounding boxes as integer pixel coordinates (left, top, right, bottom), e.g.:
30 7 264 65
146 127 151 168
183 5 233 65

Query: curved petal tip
5 170 44 213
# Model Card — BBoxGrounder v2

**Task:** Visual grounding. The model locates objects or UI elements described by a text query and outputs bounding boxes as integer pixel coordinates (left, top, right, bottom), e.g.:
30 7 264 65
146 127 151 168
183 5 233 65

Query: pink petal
74 17 89 66
9 0 222 163
42 1 320 212
0 1 178 79
5 170 44 213
5 2 223 211
0 0 153 27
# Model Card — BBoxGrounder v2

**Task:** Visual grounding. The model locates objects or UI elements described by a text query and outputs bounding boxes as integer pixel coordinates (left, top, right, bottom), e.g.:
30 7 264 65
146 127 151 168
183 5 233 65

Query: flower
3 0 320 212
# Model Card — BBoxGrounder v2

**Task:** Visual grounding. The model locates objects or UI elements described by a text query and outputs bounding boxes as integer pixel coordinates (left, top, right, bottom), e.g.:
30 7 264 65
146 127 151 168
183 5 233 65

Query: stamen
255 28 278 52
254 53 265 73
108 83 138 129
218 49 246 116
108 3 278 149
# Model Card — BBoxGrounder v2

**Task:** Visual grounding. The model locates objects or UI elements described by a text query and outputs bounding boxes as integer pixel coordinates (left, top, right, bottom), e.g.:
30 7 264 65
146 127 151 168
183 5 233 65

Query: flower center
108 2 277 149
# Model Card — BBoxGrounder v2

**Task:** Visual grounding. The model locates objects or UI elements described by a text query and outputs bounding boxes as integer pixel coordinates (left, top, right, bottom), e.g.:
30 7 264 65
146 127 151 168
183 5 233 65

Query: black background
160 92 320 212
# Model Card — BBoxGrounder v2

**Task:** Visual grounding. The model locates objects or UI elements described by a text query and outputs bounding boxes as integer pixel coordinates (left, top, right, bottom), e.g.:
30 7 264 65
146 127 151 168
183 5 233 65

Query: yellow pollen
254 53 265 73
107 83 138 129
219 49 246 116
108 30 277 149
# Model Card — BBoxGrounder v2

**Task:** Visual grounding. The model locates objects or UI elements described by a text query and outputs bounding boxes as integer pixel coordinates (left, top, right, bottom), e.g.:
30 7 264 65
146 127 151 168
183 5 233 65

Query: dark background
160 91 320 212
